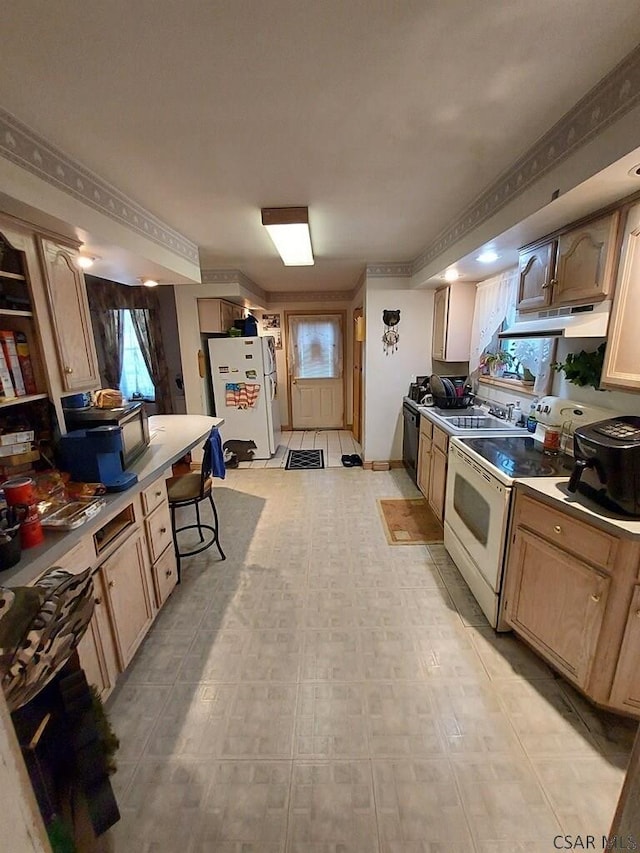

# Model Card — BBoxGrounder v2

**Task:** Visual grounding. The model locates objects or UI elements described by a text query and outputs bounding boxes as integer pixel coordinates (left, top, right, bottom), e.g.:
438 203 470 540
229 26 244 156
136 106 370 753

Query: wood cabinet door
417 434 432 498
601 203 640 392
609 584 640 715
428 446 447 522
77 572 119 700
220 300 237 333
517 242 556 312
431 287 449 360
554 212 620 306
37 238 100 391
101 528 154 669
504 528 610 688
152 545 178 608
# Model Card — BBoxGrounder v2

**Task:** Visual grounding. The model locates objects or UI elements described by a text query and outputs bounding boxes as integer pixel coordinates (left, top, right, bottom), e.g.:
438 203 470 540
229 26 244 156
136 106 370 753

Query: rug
285 449 325 470
377 497 444 545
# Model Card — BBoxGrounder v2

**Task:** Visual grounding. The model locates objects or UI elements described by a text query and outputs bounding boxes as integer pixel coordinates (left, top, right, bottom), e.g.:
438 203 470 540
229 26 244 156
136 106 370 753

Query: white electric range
443 397 615 629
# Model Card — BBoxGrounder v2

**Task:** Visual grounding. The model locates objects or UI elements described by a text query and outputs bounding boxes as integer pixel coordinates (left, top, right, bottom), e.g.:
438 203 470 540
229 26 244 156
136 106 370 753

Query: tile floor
106 466 637 852
236 429 362 469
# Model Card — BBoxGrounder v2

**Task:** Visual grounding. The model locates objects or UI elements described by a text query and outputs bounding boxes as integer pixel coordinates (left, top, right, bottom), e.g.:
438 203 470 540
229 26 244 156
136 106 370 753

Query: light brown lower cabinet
417 430 432 498
504 528 610 688
503 487 640 717
77 571 119 701
100 527 154 670
428 445 448 522
609 585 640 714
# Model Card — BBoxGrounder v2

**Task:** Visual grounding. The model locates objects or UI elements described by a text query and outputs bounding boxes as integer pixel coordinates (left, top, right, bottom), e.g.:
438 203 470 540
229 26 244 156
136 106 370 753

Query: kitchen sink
441 414 519 430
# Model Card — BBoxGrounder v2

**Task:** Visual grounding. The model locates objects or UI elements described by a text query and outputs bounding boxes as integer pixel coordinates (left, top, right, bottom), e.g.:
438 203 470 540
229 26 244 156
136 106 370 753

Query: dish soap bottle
512 401 522 424
526 399 538 433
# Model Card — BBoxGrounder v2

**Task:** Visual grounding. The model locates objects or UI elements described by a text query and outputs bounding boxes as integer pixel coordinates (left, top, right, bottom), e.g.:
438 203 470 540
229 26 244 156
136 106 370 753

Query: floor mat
377 497 444 544
285 448 325 470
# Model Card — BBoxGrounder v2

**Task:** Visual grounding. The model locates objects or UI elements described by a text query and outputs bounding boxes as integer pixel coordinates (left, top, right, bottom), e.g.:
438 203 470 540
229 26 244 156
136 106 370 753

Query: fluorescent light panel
261 207 314 266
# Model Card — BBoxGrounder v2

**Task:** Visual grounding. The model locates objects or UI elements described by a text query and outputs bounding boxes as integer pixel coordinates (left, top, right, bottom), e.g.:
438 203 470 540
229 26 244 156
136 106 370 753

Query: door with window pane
287 313 344 429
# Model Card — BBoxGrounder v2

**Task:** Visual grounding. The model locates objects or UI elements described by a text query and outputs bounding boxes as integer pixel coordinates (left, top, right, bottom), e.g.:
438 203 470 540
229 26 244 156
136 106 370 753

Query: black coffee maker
568 416 640 516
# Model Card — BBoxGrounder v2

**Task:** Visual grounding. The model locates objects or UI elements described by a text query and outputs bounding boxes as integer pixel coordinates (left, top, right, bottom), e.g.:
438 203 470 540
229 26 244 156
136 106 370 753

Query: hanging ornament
382 309 400 355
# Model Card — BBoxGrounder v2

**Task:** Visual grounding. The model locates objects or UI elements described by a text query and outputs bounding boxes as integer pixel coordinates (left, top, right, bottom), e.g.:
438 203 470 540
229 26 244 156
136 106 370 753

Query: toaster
568 416 640 516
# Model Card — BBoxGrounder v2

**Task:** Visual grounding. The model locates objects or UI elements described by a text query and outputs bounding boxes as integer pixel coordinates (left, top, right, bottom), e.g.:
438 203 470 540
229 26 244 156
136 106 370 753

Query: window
288 315 343 379
118 309 155 400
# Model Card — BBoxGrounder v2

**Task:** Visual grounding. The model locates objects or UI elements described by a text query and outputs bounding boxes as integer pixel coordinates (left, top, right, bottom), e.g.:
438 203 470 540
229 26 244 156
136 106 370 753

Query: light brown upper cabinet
197 298 245 333
431 282 476 362
38 237 100 392
517 211 620 313
554 212 620 305
517 240 557 312
601 202 640 392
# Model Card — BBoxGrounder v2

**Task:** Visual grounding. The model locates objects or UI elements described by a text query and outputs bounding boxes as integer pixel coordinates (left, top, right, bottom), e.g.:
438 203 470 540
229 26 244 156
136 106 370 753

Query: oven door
445 443 511 592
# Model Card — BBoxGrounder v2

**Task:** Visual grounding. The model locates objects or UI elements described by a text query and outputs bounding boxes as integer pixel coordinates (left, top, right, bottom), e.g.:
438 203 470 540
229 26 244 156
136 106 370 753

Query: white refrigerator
208 335 280 460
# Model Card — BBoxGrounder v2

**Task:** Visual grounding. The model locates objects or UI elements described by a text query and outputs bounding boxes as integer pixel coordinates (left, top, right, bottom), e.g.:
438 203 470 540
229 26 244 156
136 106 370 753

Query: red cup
3 477 36 506
20 517 44 549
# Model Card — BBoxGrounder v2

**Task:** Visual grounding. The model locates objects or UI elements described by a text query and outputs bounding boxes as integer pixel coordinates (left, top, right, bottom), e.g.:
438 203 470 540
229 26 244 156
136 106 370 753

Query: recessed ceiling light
628 164 640 177
476 249 499 264
139 277 159 287
444 269 459 281
76 254 98 269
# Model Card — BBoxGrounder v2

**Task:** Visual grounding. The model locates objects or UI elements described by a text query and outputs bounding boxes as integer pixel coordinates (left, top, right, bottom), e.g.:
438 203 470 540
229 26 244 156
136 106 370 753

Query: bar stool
167 430 226 581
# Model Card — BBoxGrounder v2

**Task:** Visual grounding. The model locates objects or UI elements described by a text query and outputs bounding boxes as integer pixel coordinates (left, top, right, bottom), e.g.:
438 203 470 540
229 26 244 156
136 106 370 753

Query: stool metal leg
208 493 226 561
170 503 182 583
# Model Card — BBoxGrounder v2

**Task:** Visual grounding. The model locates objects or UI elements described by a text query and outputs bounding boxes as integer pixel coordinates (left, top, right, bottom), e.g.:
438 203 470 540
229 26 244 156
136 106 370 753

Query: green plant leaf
551 342 606 389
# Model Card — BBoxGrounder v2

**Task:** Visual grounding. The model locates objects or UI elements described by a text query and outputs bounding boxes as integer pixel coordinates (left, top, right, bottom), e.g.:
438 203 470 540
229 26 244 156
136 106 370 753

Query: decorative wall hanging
382 309 400 355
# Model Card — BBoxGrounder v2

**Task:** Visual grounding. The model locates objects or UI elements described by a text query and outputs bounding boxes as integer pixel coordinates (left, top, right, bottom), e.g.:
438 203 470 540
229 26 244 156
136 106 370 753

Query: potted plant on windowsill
479 350 513 378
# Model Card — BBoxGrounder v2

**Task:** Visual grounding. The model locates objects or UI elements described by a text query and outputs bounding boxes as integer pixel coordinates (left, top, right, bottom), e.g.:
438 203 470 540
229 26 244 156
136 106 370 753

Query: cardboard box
0 430 35 445
0 345 15 399
14 332 37 395
0 330 26 396
0 442 32 457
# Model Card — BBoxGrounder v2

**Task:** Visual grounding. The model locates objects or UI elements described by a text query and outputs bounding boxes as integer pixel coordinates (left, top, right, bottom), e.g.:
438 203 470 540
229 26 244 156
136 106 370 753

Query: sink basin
440 414 518 430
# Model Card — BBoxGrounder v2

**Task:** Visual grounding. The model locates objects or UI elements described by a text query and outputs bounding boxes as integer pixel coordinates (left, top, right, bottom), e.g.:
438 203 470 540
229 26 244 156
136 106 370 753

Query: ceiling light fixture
261 206 314 266
476 249 499 264
138 277 159 287
76 254 98 269
444 269 459 281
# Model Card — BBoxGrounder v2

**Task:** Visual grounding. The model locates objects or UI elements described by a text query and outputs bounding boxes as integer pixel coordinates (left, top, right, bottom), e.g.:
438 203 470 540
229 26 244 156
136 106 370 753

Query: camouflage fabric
0 567 94 712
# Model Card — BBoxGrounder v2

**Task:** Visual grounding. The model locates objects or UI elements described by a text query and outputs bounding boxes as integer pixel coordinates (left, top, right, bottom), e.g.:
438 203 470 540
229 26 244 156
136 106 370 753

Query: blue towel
209 427 226 479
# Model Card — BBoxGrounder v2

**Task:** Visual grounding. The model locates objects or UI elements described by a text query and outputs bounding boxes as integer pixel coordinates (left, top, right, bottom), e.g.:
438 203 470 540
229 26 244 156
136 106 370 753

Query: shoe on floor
341 454 353 467
350 454 363 466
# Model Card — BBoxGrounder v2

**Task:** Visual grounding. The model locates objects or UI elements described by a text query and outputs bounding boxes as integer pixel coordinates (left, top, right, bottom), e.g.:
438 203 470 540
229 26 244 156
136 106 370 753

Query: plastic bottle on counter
512 401 522 424
526 399 538 433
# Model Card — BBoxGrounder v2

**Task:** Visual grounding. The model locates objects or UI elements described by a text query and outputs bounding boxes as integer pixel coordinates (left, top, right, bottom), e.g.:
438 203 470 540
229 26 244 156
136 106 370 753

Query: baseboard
389 460 404 468
363 460 403 472
280 425 292 432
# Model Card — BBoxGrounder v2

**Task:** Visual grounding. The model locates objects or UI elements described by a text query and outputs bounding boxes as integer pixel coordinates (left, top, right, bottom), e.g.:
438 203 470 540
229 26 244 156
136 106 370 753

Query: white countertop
515 477 640 539
0 414 223 587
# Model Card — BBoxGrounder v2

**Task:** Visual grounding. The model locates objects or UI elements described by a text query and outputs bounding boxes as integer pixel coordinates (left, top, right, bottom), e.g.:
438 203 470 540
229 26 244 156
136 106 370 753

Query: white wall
364 280 434 462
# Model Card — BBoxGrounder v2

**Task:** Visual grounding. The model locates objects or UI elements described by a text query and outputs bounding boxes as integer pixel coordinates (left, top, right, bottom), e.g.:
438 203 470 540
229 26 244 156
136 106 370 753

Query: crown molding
201 268 267 304
267 289 355 304
366 262 413 278
0 107 199 264
412 43 640 275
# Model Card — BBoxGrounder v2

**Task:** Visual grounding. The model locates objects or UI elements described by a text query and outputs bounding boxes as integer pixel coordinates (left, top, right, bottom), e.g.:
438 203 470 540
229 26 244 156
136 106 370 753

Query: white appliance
443 398 614 629
208 336 280 459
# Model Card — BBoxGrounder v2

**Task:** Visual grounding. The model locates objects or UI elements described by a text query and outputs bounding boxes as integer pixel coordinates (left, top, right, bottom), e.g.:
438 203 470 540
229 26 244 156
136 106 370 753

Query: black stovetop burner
461 435 575 479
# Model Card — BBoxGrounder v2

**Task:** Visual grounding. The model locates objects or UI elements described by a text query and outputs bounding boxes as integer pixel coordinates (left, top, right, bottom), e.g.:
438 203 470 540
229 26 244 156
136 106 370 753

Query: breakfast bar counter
0 414 223 588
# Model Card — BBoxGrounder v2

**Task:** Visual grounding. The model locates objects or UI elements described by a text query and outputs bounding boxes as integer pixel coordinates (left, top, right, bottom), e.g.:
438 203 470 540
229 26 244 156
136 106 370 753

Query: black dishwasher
402 401 420 483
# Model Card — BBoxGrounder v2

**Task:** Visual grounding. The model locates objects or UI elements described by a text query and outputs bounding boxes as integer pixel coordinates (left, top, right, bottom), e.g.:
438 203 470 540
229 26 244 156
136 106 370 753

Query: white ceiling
1 0 640 291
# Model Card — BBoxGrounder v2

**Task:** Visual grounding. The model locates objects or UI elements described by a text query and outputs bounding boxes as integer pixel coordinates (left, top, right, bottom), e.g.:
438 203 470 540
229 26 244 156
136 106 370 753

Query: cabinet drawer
145 501 173 564
516 494 618 570
433 426 449 453
420 417 433 440
141 478 168 516
153 545 178 608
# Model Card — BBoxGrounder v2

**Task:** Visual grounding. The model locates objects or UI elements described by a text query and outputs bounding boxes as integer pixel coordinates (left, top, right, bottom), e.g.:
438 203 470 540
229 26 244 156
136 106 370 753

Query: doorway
352 306 363 443
286 311 345 429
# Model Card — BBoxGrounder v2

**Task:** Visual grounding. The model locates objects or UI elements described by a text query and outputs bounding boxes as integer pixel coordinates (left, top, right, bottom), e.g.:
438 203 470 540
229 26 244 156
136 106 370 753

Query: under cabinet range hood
499 300 611 339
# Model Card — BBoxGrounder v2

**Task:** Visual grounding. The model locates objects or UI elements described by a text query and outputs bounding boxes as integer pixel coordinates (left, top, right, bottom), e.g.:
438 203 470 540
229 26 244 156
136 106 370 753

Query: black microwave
63 401 150 468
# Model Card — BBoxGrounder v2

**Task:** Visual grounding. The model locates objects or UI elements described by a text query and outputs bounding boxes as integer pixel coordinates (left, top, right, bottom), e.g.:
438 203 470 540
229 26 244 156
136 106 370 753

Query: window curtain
468 268 519 372
86 277 174 413
287 315 343 379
